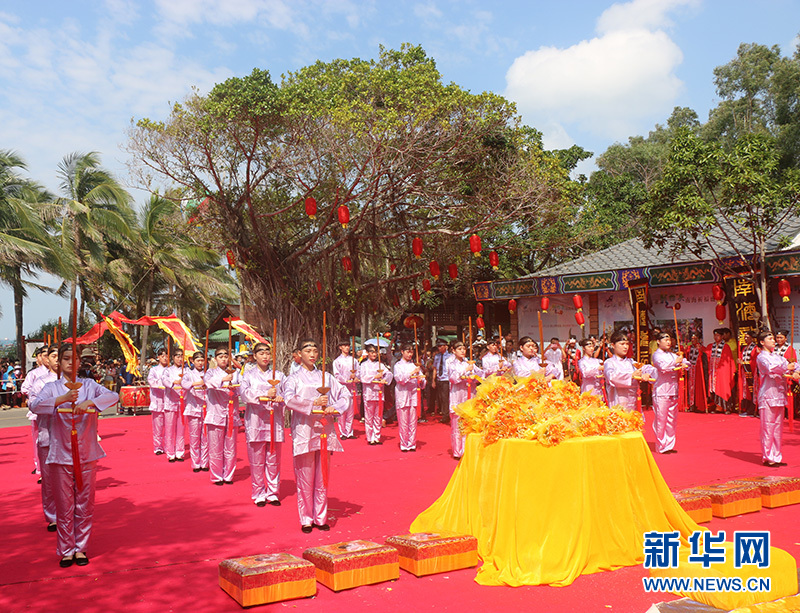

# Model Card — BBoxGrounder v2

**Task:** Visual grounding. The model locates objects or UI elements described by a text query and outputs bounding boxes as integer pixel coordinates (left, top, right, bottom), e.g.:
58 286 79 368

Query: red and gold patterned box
730 476 800 508
672 490 713 524
686 483 762 518
385 532 479 576
303 540 399 592
219 553 316 607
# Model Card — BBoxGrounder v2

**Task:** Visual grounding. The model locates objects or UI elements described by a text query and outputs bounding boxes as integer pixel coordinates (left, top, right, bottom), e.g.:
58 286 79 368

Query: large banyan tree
127 44 581 347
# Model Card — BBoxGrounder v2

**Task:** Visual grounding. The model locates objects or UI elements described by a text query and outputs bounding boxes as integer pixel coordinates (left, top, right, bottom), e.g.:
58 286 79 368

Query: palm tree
106 193 237 366
56 152 134 329
0 150 65 361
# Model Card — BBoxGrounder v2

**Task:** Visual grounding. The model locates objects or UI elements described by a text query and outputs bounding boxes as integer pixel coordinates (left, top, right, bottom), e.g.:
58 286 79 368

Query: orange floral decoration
456 375 643 447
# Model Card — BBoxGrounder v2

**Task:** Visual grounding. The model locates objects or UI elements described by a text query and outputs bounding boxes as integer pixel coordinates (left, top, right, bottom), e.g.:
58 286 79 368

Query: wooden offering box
730 475 800 509
385 532 479 577
672 490 713 524
219 553 316 607
303 540 399 592
686 483 762 518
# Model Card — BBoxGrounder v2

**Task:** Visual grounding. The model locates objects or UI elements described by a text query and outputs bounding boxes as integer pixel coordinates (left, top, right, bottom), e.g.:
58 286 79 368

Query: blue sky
1 0 798 340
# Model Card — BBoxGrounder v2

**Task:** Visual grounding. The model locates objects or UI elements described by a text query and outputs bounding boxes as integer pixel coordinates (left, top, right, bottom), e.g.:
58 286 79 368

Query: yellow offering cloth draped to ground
412 431 696 587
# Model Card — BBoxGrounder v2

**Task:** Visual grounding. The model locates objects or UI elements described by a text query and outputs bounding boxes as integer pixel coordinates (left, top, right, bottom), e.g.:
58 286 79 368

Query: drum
120 385 150 414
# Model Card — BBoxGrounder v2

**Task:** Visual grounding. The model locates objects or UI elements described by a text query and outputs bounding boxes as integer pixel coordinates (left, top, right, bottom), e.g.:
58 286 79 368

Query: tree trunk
13 266 24 363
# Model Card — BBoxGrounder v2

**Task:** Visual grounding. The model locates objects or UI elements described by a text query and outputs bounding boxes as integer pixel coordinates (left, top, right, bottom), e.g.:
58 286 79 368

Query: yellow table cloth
411 431 699 587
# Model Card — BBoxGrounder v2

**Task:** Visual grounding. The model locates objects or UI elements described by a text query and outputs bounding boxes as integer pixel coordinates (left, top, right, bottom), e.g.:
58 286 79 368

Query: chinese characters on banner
628 280 653 363
725 276 761 347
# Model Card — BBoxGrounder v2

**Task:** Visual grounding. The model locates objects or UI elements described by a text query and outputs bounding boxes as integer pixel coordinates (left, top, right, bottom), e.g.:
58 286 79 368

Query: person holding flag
162 349 186 462
283 338 350 533
204 347 240 485
240 342 285 507
30 344 119 568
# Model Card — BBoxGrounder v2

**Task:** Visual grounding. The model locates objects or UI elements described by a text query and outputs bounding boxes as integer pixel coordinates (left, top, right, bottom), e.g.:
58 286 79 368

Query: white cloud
505 0 695 145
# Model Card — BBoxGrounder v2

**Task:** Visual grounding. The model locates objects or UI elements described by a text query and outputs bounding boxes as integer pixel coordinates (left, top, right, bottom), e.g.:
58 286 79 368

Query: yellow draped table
410 431 796 608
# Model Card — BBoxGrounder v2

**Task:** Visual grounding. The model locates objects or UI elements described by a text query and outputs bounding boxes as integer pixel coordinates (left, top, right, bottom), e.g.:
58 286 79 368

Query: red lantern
489 250 500 270
429 260 440 279
337 204 350 228
225 250 236 268
476 302 485 316
469 234 482 257
412 237 423 259
541 296 550 313
411 288 420 302
575 311 585 328
304 197 317 219
390 263 396 273
712 283 725 304
715 303 726 324
448 263 458 280
572 294 583 312
316 281 322 292
341 256 352 273
778 279 791 303
422 279 431 292
508 299 517 314
476 316 485 330
403 315 424 329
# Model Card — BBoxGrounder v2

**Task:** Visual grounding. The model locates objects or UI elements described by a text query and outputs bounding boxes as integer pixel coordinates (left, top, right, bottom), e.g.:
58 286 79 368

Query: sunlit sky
1 0 798 339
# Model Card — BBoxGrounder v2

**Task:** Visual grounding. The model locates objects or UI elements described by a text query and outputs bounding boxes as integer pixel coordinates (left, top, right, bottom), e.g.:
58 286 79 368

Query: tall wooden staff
315 312 332 487
413 321 423 419
375 332 385 410
55 319 62 379
266 319 280 453
537 311 545 367
467 316 475 400
226 319 235 438
498 324 503 360
179 342 186 426
203 329 209 437
634 304 644 413
61 300 86 489
350 334 359 421
672 304 687 412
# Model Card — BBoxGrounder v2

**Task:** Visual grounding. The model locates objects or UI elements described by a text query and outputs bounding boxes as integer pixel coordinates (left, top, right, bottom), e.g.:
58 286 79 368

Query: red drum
120 385 150 410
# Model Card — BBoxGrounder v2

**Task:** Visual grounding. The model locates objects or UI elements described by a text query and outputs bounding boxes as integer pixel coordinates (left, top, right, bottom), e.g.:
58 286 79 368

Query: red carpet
1 409 799 613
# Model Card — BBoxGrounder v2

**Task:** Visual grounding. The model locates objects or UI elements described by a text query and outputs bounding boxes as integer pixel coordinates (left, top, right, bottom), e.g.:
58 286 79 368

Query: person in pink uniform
181 351 209 473
393 343 426 452
359 344 393 445
26 346 59 530
22 347 49 479
283 338 350 533
147 349 169 455
756 331 797 467
650 332 687 454
30 344 119 568
480 337 510 376
240 342 285 507
332 340 359 439
577 338 604 398
512 337 557 379
604 331 647 412
162 349 187 462
448 340 484 460
204 347 240 485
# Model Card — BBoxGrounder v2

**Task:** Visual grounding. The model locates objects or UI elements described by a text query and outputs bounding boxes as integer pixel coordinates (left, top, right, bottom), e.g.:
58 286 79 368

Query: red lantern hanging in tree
509 299 517 314
715 303 726 324
316 281 322 292
712 283 725 304
304 197 317 219
225 250 236 269
476 302 484 316
778 278 791 302
489 250 500 270
341 256 352 273
403 314 424 329
429 260 440 279
448 263 458 280
572 294 583 312
412 237 423 259
337 204 350 228
476 316 485 330
541 296 550 313
411 288 420 302
469 234 482 257
422 279 431 292
575 311 585 329
390 263 396 274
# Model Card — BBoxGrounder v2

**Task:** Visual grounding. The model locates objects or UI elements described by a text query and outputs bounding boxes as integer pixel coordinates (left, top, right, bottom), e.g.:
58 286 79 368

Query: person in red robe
706 328 735 413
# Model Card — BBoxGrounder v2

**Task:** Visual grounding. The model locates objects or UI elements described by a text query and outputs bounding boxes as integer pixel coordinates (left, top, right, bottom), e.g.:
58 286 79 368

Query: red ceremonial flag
223 317 269 345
